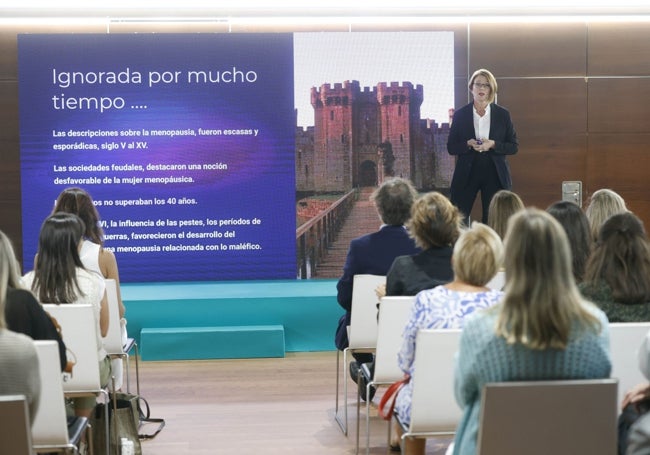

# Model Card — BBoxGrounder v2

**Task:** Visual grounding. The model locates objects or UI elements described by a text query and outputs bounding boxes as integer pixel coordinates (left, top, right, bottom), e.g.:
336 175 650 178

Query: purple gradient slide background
18 34 296 282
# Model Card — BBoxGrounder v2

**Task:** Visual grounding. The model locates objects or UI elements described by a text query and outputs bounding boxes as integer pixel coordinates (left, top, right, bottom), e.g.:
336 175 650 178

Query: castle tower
295 125 315 192
311 81 359 192
299 79 451 193
376 82 423 185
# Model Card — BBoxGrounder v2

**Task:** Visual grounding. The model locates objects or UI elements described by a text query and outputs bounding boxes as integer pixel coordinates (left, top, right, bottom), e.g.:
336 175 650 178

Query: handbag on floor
136 394 166 440
92 392 143 455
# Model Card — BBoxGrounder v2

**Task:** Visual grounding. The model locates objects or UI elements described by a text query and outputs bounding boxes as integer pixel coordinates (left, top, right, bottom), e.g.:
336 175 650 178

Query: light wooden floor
132 351 453 454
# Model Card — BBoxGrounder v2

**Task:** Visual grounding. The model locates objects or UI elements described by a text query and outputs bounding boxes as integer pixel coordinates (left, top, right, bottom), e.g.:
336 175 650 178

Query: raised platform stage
121 279 341 360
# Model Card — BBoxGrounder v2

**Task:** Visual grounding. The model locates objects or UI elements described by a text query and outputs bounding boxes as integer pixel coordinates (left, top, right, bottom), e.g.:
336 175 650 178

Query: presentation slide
18 34 296 282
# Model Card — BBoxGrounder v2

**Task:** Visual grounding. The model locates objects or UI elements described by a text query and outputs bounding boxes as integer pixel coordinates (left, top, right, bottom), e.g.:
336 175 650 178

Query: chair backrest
486 270 505 291
348 274 386 349
42 303 102 392
0 395 33 455
477 378 618 455
103 278 123 354
373 296 415 383
408 329 463 433
609 322 650 405
32 340 70 446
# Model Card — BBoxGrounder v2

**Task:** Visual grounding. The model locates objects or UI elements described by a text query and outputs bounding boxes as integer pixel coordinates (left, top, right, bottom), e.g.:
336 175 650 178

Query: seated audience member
0 251 41 424
22 212 110 420
335 178 420 397
579 212 650 322
0 230 67 371
547 200 592 283
451 209 611 455
486 189 524 240
383 191 462 297
53 186 126 388
620 330 650 455
485 189 524 290
392 223 504 454
585 188 628 241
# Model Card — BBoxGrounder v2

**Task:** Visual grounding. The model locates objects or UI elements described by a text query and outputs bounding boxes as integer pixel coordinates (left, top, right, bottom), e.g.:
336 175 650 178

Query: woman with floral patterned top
391 223 504 454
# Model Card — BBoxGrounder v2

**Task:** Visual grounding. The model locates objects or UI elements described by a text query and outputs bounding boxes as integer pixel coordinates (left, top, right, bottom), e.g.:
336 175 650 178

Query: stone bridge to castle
311 187 381 279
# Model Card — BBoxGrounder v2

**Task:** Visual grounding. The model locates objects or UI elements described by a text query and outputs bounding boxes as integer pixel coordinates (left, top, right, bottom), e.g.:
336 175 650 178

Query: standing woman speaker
447 69 519 224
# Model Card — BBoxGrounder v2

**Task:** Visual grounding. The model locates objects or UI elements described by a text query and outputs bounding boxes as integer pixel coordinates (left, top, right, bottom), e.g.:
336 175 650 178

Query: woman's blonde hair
407 191 463 250
0 230 25 329
469 68 498 104
452 223 503 286
496 208 601 350
585 188 627 241
487 190 525 239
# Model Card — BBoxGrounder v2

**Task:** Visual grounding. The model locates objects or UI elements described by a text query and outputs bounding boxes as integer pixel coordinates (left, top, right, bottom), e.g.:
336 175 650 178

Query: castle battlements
311 80 424 109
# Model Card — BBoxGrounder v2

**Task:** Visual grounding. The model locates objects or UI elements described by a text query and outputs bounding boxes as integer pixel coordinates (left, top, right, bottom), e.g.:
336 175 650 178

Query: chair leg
111 377 119 452
86 422 94 455
356 368 362 454
335 349 340 414
387 416 393 454
100 389 111 455
366 382 373 455
335 348 350 435
124 341 141 396
132 342 140 397
124 351 131 394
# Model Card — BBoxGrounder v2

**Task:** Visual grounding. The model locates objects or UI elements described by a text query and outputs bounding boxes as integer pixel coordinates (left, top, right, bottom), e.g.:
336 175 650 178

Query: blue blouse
394 286 503 425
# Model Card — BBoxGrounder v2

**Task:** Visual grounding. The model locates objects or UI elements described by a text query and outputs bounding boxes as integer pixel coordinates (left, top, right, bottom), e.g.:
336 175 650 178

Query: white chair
485 269 505 291
32 340 89 454
0 395 33 455
609 322 650 405
335 274 386 435
477 378 618 455
103 279 140 395
43 303 111 455
357 295 415 454
392 329 463 449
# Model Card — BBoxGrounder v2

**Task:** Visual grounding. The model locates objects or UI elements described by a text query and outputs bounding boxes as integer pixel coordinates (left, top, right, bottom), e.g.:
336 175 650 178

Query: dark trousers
451 153 504 224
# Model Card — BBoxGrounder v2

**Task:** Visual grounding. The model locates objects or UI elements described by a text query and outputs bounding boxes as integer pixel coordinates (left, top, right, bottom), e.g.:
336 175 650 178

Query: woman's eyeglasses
473 82 490 89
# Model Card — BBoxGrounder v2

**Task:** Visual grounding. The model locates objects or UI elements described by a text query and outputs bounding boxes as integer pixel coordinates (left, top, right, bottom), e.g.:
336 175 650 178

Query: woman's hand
471 138 495 152
375 283 386 300
622 382 650 410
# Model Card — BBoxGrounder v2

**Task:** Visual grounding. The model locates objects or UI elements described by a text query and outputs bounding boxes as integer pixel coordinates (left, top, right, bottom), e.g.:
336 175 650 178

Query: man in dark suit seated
335 177 420 401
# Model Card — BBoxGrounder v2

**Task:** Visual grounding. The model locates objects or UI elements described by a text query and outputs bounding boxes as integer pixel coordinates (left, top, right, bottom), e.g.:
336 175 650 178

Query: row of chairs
336 274 650 454
0 338 98 455
5 278 139 454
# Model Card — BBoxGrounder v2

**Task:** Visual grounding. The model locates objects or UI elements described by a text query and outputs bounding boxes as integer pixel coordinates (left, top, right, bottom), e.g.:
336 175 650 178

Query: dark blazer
335 225 420 349
447 102 518 191
385 247 454 297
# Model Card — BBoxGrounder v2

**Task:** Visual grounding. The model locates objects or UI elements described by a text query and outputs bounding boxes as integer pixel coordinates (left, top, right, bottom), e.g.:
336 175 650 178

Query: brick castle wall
296 80 452 192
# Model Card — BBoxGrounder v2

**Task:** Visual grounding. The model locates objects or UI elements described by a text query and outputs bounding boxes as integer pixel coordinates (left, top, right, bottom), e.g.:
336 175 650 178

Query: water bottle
121 437 134 455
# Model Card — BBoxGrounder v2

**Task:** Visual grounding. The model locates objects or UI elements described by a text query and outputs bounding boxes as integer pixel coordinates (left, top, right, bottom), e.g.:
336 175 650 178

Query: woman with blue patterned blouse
392 222 504 454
